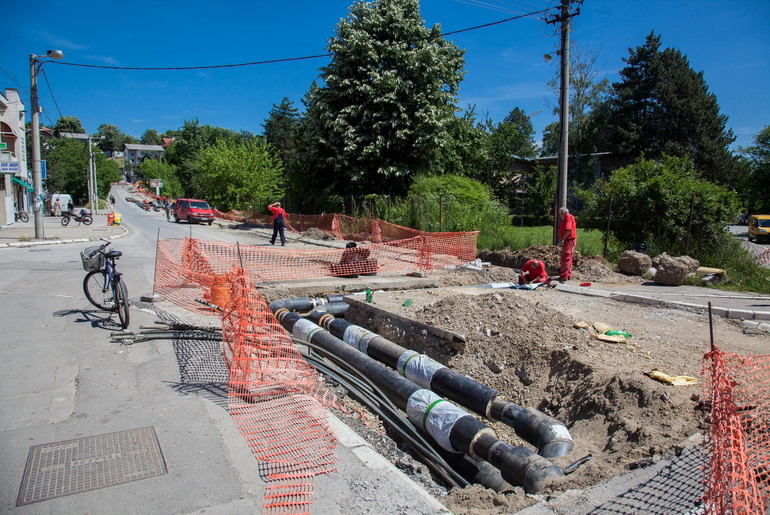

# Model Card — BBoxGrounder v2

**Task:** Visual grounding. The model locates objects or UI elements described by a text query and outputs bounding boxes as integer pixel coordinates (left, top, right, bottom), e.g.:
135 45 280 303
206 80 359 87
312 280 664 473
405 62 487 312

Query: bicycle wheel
114 277 130 329
61 215 70 226
83 270 116 311
20 211 29 223
82 215 93 225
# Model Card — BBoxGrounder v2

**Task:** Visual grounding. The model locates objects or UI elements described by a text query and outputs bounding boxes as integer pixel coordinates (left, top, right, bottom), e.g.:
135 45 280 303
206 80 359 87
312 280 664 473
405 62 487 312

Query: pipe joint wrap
397 351 446 388
317 313 335 329
342 325 378 353
292 318 324 344
406 389 466 453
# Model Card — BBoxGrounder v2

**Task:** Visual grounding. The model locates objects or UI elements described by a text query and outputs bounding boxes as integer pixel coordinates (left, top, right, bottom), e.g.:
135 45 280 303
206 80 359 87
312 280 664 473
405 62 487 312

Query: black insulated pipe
308 302 349 318
305 309 572 458
490 401 575 459
272 311 565 493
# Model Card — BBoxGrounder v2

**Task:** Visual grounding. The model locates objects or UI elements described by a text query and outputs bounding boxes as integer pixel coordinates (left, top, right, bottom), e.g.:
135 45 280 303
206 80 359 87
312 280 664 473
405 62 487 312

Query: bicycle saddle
105 250 122 258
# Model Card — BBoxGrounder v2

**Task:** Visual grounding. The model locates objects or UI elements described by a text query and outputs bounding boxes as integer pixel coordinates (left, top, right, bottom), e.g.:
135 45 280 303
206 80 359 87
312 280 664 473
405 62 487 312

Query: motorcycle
61 209 93 226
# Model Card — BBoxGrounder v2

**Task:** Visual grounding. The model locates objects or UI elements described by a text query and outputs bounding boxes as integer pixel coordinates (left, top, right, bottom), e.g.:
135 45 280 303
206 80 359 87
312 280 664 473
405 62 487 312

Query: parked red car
173 198 214 225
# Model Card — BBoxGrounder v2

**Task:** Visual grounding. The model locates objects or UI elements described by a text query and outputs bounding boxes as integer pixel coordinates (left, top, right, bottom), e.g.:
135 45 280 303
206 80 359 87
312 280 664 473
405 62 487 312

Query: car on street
173 198 215 225
747 214 770 243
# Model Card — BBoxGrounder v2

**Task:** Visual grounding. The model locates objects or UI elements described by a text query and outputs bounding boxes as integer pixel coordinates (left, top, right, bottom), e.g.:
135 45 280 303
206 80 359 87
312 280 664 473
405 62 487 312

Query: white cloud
31 30 88 51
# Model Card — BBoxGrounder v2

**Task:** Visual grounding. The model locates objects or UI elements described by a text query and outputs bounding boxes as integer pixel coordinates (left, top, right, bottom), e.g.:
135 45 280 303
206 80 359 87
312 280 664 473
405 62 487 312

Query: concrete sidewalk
556 281 770 325
0 213 127 248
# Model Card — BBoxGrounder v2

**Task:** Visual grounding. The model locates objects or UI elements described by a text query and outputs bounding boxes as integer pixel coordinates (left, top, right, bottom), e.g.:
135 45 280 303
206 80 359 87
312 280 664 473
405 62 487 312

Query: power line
40 68 64 120
0 66 28 93
47 8 554 72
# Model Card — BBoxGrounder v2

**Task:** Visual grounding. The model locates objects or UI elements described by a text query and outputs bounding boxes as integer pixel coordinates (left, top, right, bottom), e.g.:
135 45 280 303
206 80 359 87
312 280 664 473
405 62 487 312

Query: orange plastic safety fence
702 348 770 514
154 232 477 314
220 268 340 514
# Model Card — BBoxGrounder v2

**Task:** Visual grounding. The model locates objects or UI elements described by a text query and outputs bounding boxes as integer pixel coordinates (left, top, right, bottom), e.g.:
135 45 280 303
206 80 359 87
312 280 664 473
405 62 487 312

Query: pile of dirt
479 245 637 284
336 274 768 513
301 227 335 240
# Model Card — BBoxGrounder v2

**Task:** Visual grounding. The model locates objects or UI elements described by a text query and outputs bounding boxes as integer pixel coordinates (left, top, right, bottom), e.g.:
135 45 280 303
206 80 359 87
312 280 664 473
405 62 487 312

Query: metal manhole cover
17 426 167 506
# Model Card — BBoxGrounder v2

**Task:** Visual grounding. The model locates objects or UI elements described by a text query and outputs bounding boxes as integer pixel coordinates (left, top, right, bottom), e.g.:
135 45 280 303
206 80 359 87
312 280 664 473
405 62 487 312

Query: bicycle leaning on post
80 239 130 329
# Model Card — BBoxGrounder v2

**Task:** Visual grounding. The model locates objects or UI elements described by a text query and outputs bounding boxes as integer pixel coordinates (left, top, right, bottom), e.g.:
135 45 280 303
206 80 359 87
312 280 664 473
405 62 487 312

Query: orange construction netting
221 267 341 515
702 347 770 514
154 231 477 316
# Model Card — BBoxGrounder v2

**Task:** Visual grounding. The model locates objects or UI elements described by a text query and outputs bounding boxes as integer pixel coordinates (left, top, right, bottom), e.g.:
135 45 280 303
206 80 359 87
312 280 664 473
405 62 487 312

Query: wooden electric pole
547 0 582 244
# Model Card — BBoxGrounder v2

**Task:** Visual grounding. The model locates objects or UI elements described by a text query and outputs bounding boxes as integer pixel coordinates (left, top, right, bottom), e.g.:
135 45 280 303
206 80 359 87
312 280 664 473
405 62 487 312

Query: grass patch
694 238 770 294
479 225 616 258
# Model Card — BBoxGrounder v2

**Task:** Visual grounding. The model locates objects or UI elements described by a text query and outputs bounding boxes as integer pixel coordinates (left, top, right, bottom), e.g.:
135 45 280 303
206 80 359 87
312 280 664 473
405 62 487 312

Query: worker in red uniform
519 259 548 284
267 201 287 246
558 206 577 281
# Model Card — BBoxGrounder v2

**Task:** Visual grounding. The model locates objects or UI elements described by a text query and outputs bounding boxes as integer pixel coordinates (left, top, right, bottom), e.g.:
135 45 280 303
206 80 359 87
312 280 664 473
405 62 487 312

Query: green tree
523 165 557 217
438 106 489 180
484 107 538 204
163 119 243 197
304 0 465 196
140 129 162 146
741 125 770 214
52 116 84 137
263 98 301 208
597 32 739 184
196 139 284 211
263 98 300 164
94 124 137 153
543 44 610 186
44 139 89 199
42 139 121 202
94 154 123 199
391 174 511 233
579 155 740 255
139 160 183 199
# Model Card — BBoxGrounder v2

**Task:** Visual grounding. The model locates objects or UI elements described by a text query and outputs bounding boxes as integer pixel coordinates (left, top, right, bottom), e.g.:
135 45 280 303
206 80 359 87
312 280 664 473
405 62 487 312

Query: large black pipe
308 311 573 458
273 310 564 493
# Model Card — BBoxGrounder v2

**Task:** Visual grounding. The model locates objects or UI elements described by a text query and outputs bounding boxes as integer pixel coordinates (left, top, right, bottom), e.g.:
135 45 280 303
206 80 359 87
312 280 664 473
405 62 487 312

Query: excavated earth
258 244 770 514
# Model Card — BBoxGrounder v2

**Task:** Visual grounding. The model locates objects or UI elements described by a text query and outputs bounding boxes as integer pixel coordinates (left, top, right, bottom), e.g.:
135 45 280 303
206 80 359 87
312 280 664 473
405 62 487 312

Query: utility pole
29 50 64 239
547 0 581 244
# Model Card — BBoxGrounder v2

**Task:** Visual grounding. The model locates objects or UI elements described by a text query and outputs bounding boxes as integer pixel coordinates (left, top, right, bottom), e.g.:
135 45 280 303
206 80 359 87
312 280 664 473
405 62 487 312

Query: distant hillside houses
124 143 164 167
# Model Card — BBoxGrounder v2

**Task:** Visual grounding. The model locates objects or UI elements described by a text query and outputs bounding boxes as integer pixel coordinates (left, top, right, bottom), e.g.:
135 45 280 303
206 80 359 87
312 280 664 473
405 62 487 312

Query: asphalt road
0 186 448 515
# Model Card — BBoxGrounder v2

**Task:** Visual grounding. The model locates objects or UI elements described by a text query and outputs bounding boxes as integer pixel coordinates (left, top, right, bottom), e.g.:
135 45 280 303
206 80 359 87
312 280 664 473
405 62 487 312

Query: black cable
296 344 468 488
40 68 64 119
47 8 554 72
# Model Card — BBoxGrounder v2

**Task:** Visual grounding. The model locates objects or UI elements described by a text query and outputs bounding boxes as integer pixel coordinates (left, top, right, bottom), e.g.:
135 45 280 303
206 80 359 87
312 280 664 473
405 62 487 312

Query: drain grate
17 426 167 506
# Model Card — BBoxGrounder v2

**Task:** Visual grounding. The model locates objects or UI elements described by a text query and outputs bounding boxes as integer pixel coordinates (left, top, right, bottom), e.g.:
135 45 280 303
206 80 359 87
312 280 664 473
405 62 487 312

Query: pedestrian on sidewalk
268 201 287 246
558 207 577 281
54 198 62 217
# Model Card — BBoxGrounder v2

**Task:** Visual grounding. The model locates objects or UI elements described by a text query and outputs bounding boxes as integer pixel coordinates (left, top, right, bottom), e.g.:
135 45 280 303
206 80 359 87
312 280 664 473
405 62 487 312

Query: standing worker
268 201 287 246
558 207 576 281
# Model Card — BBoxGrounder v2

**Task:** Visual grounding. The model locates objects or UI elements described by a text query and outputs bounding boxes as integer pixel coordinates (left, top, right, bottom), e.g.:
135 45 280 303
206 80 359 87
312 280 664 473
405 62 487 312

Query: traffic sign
0 142 7 149
41 160 47 180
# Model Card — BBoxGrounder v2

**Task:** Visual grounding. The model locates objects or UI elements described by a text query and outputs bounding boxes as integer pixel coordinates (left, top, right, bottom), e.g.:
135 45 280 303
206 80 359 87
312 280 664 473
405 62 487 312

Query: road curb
555 283 770 324
0 224 130 249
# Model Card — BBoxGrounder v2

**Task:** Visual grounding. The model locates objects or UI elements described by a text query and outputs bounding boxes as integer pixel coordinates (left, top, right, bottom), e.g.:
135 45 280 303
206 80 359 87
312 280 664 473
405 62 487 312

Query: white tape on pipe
397 352 445 388
292 318 323 343
343 325 377 353
406 389 465 453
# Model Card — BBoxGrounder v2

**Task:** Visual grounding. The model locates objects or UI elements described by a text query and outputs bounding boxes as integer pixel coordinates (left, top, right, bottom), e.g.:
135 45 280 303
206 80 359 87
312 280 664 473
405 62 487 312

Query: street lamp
30 49 63 239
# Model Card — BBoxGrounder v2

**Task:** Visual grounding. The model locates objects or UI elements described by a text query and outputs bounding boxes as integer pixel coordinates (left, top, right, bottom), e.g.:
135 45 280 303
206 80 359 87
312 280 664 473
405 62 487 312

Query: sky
3 0 769 150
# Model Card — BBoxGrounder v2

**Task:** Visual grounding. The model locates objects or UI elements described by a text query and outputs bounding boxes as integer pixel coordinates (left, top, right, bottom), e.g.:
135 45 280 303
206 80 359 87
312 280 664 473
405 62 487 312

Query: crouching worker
519 259 548 284
330 242 377 278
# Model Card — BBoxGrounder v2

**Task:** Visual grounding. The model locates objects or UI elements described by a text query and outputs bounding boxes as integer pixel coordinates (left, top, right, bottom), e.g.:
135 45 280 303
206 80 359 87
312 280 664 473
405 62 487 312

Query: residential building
0 89 32 226
123 143 164 168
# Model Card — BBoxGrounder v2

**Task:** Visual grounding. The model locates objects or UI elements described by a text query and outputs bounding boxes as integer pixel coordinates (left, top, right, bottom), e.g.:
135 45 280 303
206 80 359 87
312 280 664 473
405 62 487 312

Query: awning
11 176 33 192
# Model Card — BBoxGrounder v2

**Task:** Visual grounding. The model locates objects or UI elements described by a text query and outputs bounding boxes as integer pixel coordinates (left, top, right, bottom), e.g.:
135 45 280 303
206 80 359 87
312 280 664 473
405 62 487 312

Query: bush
578 155 740 256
